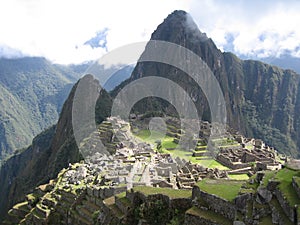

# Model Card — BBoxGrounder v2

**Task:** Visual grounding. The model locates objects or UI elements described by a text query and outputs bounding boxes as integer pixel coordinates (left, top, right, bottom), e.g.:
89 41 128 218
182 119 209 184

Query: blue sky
0 0 299 64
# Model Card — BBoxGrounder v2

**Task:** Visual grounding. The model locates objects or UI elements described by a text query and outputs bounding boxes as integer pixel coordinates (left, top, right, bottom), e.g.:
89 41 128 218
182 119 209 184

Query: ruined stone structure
216 136 282 173
4 117 299 225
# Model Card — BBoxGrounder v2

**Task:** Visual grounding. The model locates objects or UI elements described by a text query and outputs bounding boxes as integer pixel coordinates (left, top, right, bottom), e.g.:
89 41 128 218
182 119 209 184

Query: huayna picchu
1 9 300 225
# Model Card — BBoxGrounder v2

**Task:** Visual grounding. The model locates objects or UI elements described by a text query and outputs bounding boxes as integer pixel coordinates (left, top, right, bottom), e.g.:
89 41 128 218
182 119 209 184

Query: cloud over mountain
0 0 299 64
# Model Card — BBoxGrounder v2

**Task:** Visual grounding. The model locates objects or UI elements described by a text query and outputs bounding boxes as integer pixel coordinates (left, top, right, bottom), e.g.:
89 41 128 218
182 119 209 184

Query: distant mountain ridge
261 54 300 75
0 57 87 161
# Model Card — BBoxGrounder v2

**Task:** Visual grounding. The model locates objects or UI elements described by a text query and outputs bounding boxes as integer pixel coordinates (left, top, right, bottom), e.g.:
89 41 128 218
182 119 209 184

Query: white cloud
0 0 300 63
0 0 190 64
189 0 300 59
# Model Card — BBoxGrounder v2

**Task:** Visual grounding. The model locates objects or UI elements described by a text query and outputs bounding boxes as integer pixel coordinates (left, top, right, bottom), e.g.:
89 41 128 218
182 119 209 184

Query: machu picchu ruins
4 115 300 225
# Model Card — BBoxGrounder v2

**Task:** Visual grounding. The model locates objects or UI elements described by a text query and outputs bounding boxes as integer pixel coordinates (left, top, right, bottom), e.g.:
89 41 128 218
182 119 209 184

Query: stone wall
126 189 192 223
87 185 127 200
292 177 300 199
216 154 249 169
156 167 172 177
274 188 296 223
192 186 236 220
170 198 192 212
158 161 178 173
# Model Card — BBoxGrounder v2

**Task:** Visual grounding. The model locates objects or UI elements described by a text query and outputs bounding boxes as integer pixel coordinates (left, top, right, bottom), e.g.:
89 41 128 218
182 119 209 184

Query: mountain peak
151 10 208 44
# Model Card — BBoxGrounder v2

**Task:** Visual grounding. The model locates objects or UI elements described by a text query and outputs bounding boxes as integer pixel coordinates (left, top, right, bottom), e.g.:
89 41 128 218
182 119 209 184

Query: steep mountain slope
123 10 300 157
0 76 112 219
0 57 86 161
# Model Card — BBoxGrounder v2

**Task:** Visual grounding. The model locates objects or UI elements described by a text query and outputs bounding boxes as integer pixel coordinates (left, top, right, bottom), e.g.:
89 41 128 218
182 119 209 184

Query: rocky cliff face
125 10 300 157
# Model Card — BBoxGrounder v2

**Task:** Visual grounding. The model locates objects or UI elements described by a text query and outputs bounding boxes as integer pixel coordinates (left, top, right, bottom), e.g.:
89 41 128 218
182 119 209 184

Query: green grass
192 158 230 170
134 129 166 143
228 174 249 180
165 149 192 159
134 129 230 170
262 170 277 187
197 179 244 201
244 145 254 150
274 168 300 207
133 186 192 199
162 136 178 149
165 148 229 170
116 192 126 198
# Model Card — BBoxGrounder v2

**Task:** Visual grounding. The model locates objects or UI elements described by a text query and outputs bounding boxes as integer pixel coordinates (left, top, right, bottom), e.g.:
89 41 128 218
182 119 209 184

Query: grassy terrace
228 174 249 180
134 130 164 143
133 186 192 199
134 129 230 170
274 167 300 207
189 157 229 170
197 179 244 201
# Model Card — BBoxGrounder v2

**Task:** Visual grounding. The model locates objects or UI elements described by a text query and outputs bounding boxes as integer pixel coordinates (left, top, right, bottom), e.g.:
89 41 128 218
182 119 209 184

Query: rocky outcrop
256 187 272 204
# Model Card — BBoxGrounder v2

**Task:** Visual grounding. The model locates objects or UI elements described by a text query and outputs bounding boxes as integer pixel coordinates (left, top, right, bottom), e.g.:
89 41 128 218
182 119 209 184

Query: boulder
256 187 272 204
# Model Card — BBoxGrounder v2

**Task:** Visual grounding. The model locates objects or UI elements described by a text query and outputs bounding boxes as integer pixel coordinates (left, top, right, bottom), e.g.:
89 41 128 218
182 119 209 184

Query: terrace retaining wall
274 188 297 224
192 186 236 220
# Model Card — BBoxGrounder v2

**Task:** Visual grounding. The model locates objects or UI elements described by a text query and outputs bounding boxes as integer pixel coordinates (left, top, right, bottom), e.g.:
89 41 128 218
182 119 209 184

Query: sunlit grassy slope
134 129 229 170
